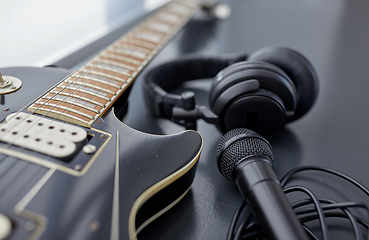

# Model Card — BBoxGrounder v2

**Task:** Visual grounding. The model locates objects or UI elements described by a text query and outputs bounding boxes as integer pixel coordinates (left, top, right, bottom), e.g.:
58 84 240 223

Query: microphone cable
226 166 369 240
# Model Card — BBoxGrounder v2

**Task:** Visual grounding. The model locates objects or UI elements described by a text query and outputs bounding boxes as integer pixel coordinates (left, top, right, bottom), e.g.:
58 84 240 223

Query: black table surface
6 0 368 239
118 1 369 239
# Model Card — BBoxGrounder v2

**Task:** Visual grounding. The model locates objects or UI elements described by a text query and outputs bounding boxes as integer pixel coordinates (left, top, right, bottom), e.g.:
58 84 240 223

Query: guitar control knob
0 213 12 240
0 73 22 95
210 4 231 20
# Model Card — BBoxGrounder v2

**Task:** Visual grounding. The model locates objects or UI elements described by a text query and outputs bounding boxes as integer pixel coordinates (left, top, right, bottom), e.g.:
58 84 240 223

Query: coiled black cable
227 166 369 240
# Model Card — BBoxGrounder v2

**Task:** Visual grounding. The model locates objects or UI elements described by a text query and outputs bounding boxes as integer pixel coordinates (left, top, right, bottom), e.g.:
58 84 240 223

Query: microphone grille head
217 128 274 183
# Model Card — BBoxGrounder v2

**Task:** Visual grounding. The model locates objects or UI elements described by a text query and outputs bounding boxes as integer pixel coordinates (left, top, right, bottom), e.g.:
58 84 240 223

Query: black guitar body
0 67 202 240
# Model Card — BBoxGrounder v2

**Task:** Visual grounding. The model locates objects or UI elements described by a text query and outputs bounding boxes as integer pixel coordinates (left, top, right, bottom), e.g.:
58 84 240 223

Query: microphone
217 128 309 240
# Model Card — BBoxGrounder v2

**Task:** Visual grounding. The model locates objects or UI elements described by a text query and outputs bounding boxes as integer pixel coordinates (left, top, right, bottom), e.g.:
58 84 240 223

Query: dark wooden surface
123 1 369 239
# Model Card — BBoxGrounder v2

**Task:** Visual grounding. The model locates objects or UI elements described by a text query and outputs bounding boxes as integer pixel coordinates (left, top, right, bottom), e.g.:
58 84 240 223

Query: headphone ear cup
209 61 297 110
248 46 319 121
217 90 287 134
209 61 298 134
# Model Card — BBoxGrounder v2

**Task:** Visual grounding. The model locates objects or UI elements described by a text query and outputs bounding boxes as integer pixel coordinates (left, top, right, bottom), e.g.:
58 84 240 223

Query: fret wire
147 17 176 27
33 43 116 113
90 62 131 75
56 85 111 101
113 43 151 54
124 15 171 36
86 64 132 76
22 0 198 131
134 26 167 37
49 91 105 107
10 74 100 149
78 69 128 83
119 38 158 50
30 80 88 115
127 21 162 41
64 78 118 95
156 12 181 24
28 0 200 128
123 28 161 47
106 49 148 62
30 13 142 122
33 103 95 120
13 0 197 147
100 53 142 66
62 80 115 96
112 47 148 59
40 97 100 113
62 32 142 121
139 26 168 38
177 0 197 8
29 87 99 126
71 74 121 89
168 1 195 13
31 107 93 126
146 8 184 25
167 5 191 15
120 36 159 49
95 59 137 71
116 40 154 51
145 22 173 33
30 71 111 125
133 31 163 44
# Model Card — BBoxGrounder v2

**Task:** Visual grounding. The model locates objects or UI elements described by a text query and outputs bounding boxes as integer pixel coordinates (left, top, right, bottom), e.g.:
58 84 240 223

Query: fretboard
28 0 200 127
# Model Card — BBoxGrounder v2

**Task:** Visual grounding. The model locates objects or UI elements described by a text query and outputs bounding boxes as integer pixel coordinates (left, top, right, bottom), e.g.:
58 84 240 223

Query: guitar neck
28 0 200 128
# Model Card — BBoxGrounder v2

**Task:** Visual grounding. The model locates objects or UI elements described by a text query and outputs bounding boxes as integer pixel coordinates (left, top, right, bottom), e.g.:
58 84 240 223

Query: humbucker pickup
0 112 87 158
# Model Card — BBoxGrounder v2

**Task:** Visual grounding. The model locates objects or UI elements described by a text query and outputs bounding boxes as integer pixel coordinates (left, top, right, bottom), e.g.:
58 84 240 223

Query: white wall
0 0 168 67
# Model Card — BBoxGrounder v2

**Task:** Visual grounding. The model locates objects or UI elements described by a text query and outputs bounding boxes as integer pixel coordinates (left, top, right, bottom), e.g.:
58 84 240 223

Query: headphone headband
143 47 318 134
143 53 248 120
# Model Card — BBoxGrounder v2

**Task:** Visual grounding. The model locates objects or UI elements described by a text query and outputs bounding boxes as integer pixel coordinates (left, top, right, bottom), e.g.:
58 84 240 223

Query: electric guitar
0 1 204 239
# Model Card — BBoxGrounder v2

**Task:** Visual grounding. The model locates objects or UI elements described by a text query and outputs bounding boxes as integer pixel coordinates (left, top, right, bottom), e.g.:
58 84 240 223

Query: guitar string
10 0 192 129
0 0 192 131
14 0 187 123
0 0 195 164
0 0 195 226
0 36 138 158
0 1 194 163
26 3 181 126
0 12 172 156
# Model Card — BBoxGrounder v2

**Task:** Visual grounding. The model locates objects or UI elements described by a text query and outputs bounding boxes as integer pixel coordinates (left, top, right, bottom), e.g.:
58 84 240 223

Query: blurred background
0 0 170 68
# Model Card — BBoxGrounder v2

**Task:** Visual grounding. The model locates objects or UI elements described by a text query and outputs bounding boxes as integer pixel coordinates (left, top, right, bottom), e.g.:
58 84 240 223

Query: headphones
142 46 319 134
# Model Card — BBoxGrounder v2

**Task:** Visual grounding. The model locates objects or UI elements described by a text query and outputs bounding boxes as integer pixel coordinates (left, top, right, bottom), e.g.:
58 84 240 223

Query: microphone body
234 157 308 240
217 128 308 240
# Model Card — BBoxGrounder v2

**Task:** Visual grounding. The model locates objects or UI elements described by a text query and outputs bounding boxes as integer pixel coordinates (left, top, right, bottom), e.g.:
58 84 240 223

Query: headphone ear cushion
217 90 287 134
209 61 299 133
209 61 298 115
248 46 319 121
